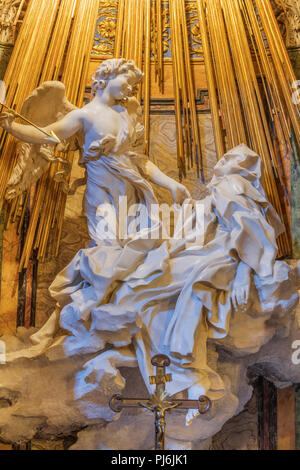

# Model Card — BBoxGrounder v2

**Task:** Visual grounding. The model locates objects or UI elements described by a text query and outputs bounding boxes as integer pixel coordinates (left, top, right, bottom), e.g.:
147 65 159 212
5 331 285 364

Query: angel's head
91 58 143 102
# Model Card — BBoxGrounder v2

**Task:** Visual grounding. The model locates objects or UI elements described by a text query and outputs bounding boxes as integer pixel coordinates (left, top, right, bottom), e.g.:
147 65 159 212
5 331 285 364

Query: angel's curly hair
91 58 143 97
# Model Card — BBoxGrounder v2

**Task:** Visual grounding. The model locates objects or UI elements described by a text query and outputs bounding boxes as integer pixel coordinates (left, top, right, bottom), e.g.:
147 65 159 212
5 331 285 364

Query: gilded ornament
92 1 118 56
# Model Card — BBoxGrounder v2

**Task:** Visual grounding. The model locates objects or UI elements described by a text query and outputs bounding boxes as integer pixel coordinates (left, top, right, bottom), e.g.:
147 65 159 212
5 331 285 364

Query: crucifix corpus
109 354 212 450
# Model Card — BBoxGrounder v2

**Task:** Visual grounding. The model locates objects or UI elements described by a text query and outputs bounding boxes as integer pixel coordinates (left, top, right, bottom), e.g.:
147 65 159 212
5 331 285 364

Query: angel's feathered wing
6 81 82 200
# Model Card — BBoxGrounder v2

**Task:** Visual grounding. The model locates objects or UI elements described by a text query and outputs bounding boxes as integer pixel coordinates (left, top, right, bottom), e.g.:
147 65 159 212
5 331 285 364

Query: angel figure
0 58 299 426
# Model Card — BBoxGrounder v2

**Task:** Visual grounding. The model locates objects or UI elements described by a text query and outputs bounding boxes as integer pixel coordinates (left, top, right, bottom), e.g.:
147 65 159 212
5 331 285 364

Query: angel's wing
20 80 77 127
6 81 82 200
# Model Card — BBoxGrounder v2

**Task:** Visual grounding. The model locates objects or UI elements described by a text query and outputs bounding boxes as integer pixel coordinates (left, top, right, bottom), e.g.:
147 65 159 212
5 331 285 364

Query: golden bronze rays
195 0 300 256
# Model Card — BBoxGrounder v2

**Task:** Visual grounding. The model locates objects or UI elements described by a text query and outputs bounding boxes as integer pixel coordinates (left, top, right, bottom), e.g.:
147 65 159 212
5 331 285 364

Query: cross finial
149 354 172 391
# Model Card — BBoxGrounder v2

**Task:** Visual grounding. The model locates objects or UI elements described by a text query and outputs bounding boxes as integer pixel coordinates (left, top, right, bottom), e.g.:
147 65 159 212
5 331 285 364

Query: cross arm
109 394 211 414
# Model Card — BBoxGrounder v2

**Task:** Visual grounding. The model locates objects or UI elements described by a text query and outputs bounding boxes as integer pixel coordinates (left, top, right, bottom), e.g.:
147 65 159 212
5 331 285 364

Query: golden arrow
0 102 61 144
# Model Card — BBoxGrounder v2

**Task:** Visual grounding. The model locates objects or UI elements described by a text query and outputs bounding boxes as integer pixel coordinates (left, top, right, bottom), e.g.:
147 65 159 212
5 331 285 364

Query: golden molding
92 0 203 58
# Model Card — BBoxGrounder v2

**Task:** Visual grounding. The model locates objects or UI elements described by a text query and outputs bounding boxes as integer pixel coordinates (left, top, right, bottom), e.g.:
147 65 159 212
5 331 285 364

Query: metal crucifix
109 354 211 451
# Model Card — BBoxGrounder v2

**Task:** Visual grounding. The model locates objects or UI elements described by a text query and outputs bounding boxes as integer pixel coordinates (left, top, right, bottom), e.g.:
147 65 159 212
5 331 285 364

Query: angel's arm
127 99 190 203
143 160 177 189
0 109 83 145
143 160 191 204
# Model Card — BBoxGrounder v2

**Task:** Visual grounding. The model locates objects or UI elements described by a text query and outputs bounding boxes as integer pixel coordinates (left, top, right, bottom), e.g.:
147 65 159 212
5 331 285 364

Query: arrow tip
45 131 61 144
51 131 61 143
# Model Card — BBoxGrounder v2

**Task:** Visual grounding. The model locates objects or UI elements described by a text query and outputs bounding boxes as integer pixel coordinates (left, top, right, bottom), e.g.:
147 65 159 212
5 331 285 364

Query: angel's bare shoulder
66 107 85 120
57 108 85 129
46 107 84 140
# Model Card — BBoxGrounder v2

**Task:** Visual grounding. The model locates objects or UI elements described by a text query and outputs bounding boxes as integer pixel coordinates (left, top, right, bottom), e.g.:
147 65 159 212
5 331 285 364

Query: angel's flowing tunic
46 113 295 398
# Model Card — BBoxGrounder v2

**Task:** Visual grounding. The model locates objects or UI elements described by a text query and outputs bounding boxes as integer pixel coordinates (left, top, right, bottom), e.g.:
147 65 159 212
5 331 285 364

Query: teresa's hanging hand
230 261 252 310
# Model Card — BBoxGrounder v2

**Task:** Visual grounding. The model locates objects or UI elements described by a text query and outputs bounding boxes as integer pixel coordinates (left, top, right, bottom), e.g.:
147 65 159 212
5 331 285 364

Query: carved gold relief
92 0 118 56
151 3 170 57
271 0 300 47
185 3 203 57
0 0 22 44
93 0 204 58
97 19 116 39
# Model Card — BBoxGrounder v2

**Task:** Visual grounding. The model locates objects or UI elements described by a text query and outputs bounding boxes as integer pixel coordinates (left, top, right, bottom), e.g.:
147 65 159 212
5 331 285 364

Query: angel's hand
0 110 16 131
101 135 117 155
87 135 116 158
170 181 191 205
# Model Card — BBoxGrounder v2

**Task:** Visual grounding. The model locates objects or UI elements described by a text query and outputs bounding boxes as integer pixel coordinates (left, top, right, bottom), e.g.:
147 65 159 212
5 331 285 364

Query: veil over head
209 143 285 238
211 143 263 190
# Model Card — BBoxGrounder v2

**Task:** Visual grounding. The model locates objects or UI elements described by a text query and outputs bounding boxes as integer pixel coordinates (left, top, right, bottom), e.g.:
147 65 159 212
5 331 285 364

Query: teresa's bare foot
185 383 206 426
